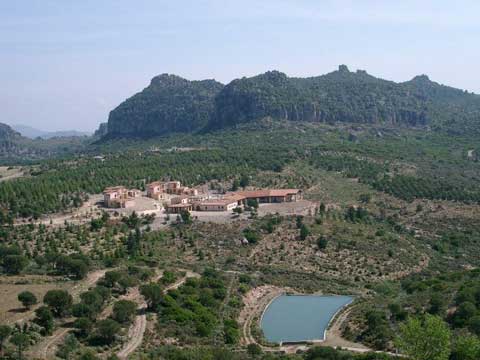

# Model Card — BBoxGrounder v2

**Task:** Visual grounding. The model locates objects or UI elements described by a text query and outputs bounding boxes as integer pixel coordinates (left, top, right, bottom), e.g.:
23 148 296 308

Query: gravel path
116 271 199 359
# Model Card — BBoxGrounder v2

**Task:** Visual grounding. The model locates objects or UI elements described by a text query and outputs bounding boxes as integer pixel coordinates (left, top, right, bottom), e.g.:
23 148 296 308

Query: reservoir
260 295 353 344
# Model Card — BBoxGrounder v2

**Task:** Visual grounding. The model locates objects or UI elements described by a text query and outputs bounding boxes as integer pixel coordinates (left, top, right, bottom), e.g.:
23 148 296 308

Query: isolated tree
317 236 328 250
56 256 89 280
231 179 239 191
79 350 100 360
79 291 104 314
363 309 392 349
299 224 310 240
73 317 93 338
453 302 477 328
247 343 262 357
10 333 29 360
112 300 137 324
295 215 303 228
359 193 372 204
451 334 480 360
140 283 163 311
18 291 37 310
161 270 177 285
247 199 258 209
239 174 249 188
34 306 54 335
469 315 480 335
43 289 73 317
71 303 95 319
319 202 326 214
180 210 192 224
0 325 12 356
3 255 28 275
396 314 451 360
56 334 79 360
95 319 120 344
101 271 122 288
126 230 141 256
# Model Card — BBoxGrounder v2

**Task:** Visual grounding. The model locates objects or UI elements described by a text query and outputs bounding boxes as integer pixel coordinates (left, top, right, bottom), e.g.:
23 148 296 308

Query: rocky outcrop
103 66 480 138
106 74 223 137
210 66 435 129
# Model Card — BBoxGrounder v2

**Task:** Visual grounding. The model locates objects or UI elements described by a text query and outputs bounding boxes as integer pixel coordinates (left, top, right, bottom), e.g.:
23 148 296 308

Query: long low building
166 203 194 213
165 188 302 213
234 189 302 203
195 198 239 212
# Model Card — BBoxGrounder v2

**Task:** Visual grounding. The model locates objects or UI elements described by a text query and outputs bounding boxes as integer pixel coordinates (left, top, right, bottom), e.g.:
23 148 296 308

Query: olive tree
396 314 451 360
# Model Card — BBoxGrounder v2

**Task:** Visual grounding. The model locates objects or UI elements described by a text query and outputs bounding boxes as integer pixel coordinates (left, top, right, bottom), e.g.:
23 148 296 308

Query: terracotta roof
199 199 237 206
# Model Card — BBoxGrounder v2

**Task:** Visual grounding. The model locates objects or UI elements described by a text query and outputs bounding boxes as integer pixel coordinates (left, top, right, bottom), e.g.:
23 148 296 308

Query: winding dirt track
116 271 199 360
116 302 147 360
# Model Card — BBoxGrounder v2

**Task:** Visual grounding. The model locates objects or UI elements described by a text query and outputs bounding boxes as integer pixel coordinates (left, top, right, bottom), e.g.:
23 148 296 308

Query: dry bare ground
27 269 108 359
0 166 25 182
322 307 370 350
238 285 286 347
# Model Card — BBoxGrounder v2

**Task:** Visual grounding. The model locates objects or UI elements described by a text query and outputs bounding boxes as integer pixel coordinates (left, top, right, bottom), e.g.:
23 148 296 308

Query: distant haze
1 0 479 132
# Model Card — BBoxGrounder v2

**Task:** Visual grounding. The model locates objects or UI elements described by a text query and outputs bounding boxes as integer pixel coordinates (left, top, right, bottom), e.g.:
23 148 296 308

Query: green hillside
103 66 480 138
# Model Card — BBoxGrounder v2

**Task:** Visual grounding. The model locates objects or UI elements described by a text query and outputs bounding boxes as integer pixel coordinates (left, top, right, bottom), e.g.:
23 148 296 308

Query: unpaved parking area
105 196 162 217
191 211 246 223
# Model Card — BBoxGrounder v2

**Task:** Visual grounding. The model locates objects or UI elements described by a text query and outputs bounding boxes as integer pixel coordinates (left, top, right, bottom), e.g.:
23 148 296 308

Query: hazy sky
1 1 479 132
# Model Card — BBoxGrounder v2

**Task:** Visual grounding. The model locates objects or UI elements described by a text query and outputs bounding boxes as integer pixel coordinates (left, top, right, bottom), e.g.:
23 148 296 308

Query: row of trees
0 140 298 219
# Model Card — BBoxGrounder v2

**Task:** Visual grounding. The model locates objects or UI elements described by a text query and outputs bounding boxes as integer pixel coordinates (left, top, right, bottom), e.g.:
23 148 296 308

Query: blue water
261 295 353 343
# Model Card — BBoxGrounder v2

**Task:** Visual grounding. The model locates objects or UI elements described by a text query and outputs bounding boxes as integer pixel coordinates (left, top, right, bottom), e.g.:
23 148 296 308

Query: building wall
197 202 237 211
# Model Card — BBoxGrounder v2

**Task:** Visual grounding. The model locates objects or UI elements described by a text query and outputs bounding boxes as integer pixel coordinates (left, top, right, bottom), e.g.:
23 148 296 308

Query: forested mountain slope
103 66 480 138
0 122 90 163
211 65 480 132
106 74 224 137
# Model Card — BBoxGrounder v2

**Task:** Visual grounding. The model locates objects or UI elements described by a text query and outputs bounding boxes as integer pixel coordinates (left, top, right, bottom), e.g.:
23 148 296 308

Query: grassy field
0 275 74 324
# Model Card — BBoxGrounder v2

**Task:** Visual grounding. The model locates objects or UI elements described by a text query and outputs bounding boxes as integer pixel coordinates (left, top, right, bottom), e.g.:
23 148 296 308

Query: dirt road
239 285 285 346
28 269 108 359
116 271 199 359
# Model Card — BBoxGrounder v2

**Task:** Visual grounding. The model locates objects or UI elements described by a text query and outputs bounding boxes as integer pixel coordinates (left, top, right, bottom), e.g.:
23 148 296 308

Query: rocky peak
150 73 188 87
410 74 431 83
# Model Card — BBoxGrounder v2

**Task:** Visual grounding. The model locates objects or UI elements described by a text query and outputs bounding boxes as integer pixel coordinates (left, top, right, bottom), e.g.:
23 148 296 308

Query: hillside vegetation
104 65 480 138
106 74 223 137
0 123 90 164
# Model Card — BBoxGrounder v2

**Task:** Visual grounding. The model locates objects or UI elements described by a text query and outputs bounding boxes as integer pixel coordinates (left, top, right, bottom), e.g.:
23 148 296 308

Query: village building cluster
103 180 302 213
102 186 142 208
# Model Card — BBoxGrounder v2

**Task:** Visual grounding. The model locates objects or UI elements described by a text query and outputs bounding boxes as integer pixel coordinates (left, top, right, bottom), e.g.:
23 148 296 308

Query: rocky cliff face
107 74 223 137
103 66 480 138
94 122 108 138
210 66 435 129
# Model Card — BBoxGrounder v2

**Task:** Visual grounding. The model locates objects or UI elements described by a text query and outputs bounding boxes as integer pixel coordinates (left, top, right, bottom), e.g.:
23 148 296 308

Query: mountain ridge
11 124 91 139
102 65 480 138
106 74 223 137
